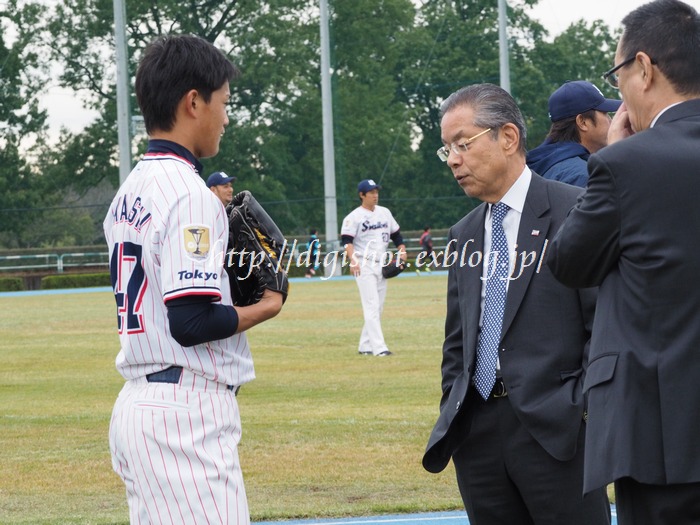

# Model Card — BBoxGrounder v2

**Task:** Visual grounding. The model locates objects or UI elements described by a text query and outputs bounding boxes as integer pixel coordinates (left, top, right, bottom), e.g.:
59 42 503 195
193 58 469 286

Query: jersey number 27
110 242 147 334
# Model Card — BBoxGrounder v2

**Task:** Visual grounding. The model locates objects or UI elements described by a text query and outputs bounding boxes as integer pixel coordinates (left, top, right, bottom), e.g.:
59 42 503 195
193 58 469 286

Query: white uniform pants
355 259 389 355
109 370 249 524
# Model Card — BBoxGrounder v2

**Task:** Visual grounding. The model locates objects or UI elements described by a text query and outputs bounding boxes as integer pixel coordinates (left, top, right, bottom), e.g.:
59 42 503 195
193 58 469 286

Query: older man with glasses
422 82 610 525
548 1 700 523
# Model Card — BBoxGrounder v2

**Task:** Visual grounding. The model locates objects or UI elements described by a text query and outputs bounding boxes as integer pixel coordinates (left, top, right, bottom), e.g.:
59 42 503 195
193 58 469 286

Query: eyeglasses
602 56 637 88
437 128 492 162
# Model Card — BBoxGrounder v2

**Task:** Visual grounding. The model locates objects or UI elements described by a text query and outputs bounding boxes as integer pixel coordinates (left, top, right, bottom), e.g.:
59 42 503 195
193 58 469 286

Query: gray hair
440 83 527 154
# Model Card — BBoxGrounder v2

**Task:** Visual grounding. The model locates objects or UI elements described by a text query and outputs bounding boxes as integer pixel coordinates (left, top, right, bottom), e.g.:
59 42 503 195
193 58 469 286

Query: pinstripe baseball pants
110 372 249 524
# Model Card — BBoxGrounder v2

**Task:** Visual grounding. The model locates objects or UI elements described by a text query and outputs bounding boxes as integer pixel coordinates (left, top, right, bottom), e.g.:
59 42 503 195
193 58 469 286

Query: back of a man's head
620 0 700 96
135 35 240 135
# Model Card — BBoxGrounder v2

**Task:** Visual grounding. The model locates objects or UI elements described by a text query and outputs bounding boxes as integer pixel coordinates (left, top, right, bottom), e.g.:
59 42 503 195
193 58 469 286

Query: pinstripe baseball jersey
103 141 254 387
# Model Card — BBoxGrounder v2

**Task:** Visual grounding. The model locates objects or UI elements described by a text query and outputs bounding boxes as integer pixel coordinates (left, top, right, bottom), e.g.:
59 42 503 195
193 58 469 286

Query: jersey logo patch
183 225 211 260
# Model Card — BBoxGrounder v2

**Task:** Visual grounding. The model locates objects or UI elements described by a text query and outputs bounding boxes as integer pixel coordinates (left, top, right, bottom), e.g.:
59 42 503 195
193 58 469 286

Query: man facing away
527 80 621 187
422 83 610 524
103 35 283 524
548 1 700 523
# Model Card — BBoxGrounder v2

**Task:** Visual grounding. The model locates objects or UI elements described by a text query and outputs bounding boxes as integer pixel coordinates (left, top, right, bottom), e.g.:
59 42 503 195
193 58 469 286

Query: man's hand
397 245 407 262
608 102 634 145
346 244 361 276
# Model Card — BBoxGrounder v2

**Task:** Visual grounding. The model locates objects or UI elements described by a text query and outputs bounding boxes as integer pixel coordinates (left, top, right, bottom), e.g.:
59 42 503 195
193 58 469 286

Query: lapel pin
531 230 540 236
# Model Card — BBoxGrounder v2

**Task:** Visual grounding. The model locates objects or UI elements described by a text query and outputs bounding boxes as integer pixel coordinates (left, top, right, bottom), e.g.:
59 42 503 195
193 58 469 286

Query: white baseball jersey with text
341 204 400 258
103 152 254 386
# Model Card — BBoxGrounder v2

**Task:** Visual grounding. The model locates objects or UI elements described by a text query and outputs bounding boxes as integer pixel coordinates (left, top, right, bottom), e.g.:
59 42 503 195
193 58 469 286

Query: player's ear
575 114 590 131
183 89 199 118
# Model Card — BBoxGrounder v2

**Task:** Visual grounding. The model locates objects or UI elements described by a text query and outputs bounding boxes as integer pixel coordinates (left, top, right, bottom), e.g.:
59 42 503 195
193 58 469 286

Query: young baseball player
103 35 283 524
341 179 406 357
206 170 237 206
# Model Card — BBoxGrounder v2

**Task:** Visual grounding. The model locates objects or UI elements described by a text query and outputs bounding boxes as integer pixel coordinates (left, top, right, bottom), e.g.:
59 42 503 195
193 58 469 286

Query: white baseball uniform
104 142 252 524
341 204 400 355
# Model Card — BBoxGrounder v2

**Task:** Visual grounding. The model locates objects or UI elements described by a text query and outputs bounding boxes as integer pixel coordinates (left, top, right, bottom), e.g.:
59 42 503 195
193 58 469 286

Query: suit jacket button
456 401 461 411
583 411 588 422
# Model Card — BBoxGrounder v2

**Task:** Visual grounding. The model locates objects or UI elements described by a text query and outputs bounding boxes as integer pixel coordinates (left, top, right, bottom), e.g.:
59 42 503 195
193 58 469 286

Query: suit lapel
459 204 487 354
500 175 552 337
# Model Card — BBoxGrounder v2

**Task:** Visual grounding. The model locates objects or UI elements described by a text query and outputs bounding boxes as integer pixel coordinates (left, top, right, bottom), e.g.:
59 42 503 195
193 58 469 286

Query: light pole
113 0 131 185
498 0 511 93
320 0 341 276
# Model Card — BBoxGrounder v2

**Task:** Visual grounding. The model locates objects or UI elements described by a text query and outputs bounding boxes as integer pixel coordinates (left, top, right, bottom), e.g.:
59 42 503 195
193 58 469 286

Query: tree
525 19 619 145
0 0 50 248
37 0 618 247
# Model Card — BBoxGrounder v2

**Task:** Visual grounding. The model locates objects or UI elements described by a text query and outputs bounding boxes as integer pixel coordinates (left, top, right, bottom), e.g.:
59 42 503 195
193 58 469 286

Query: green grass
0 274 463 524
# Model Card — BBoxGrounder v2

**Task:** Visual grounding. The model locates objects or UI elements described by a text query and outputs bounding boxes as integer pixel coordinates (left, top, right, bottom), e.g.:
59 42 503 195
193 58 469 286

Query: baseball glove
382 253 407 279
225 191 289 306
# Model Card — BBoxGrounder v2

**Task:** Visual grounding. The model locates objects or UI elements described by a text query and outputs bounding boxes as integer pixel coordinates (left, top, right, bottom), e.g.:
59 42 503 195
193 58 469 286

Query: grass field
0 273 464 524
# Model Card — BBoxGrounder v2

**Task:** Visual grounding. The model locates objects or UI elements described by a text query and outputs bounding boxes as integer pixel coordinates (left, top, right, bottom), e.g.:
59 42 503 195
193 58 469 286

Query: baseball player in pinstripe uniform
341 179 406 356
103 35 283 524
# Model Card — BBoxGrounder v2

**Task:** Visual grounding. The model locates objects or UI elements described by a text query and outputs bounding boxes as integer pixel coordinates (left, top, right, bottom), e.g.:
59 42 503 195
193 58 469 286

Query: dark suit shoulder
450 201 487 236
528 172 583 217
535 171 583 197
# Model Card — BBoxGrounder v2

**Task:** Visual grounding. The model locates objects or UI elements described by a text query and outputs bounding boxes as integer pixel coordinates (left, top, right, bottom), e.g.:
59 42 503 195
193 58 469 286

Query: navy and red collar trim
145 139 204 175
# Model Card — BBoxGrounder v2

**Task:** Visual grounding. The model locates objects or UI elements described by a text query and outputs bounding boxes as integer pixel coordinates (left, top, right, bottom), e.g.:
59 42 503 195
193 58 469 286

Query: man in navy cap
341 179 406 357
527 81 621 187
206 171 237 206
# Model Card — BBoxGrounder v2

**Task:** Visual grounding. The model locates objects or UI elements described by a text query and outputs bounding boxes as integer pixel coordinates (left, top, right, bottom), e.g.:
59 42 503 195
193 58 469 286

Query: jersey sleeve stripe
164 288 222 303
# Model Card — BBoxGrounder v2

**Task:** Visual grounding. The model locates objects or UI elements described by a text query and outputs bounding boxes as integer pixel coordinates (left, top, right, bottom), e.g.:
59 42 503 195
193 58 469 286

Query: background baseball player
341 179 406 357
103 35 283 524
207 170 237 206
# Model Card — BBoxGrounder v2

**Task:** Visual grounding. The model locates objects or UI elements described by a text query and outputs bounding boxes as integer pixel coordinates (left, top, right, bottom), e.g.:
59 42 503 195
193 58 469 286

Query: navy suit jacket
548 99 700 493
423 174 596 474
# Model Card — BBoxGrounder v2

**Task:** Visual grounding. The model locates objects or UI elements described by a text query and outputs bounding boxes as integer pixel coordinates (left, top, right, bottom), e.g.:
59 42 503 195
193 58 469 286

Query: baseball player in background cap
341 179 406 357
207 170 237 206
103 35 283 524
527 80 621 187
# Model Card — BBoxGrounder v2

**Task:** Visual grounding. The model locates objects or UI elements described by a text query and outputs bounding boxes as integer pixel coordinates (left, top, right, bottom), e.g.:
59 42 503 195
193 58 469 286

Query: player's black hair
546 109 597 145
135 35 240 134
620 0 700 96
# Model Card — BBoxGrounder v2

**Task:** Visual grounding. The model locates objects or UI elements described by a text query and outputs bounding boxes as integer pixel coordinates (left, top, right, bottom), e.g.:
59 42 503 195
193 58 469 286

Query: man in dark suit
547 1 700 523
422 83 610 524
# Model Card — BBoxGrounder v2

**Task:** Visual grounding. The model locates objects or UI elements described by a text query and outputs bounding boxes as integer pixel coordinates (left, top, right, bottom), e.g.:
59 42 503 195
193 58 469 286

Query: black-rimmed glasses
602 56 637 89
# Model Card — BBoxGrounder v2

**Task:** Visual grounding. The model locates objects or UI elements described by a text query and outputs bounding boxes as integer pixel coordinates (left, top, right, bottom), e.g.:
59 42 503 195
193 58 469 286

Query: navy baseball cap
357 179 381 193
548 81 622 122
206 171 237 188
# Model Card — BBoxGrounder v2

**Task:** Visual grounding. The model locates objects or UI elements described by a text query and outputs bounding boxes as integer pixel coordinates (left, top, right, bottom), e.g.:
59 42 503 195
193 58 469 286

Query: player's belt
146 366 240 395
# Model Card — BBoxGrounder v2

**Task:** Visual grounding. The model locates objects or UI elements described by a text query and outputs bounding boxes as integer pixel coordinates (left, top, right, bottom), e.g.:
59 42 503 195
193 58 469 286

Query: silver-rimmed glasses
437 128 492 162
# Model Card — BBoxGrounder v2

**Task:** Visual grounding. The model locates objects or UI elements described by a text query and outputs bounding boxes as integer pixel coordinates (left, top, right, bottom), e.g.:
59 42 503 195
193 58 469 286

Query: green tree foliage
0 0 50 248
525 19 620 144
2 0 619 249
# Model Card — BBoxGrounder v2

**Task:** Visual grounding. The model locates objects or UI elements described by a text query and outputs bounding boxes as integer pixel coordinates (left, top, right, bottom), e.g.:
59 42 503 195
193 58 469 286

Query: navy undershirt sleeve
166 295 239 347
341 235 355 246
390 230 404 247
